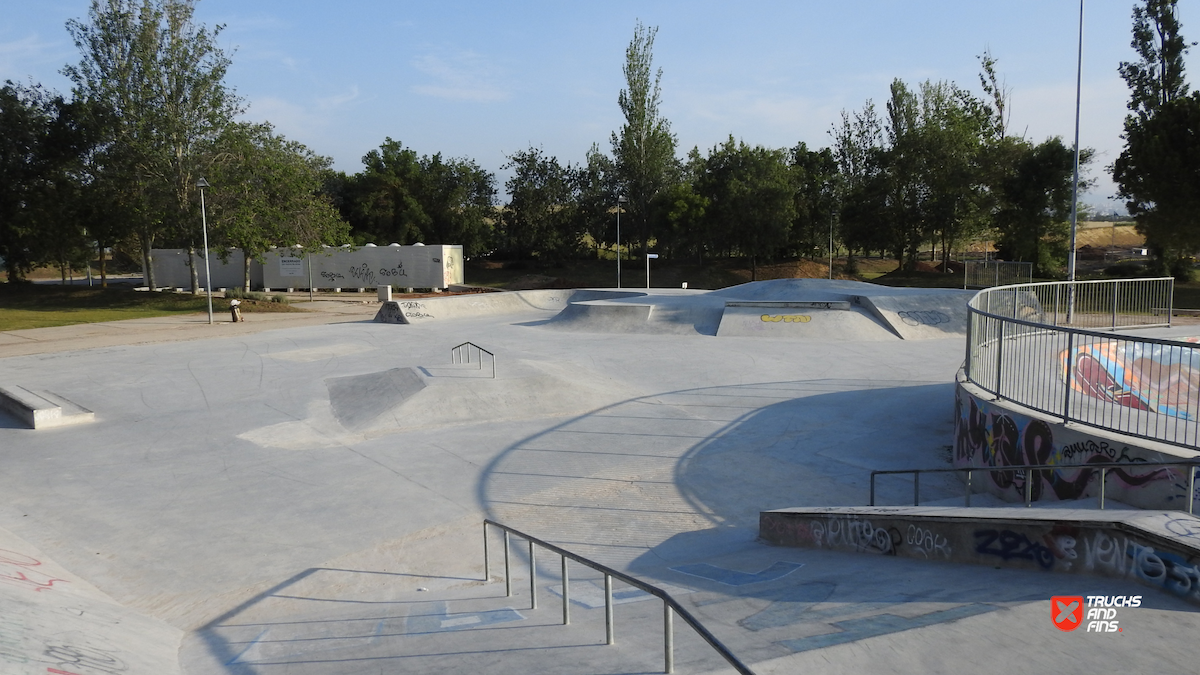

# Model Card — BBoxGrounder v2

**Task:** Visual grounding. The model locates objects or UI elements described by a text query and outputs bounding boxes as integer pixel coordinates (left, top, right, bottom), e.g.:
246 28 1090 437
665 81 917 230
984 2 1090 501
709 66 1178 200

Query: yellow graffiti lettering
760 314 811 323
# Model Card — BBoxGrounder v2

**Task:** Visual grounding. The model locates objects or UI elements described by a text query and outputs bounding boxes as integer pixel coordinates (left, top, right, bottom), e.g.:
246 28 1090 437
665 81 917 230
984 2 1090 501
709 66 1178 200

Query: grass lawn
0 284 303 331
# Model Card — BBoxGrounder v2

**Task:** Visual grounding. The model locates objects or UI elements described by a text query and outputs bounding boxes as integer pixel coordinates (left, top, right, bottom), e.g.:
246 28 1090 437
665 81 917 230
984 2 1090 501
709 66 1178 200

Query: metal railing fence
482 520 755 675
869 461 1199 511
452 341 496 378
963 278 1200 449
964 260 1033 289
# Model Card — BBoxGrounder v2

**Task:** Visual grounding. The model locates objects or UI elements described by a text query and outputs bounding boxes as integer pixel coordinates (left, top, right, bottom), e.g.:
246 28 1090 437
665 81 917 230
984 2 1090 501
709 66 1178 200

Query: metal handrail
482 519 755 675
452 341 495 379
869 459 1199 512
962 277 1200 450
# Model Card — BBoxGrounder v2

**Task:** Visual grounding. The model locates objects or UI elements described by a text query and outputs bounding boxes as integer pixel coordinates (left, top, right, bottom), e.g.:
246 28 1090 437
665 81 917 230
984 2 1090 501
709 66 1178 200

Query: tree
64 0 242 290
993 137 1089 275
787 143 838 262
696 137 795 279
501 147 579 262
204 122 350 289
1113 0 1199 276
0 83 97 283
611 21 678 256
346 138 495 256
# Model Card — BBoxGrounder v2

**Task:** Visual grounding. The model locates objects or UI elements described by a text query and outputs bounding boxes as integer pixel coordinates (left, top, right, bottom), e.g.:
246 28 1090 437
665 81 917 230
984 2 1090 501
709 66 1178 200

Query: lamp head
196 177 210 189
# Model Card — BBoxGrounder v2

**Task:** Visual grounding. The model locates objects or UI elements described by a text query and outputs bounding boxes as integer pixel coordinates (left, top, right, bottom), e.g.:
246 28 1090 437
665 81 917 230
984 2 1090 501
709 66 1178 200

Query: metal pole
1100 467 1107 509
198 182 213 325
483 522 490 582
869 474 875 506
1190 465 1196 516
995 321 1005 399
828 211 833 280
504 531 511 597
1066 0 1084 311
529 541 537 610
308 252 314 303
966 470 972 507
616 197 625 289
913 471 920 506
664 602 674 674
605 574 614 645
1026 470 1033 507
1063 331 1076 423
562 555 570 625
1112 280 1119 329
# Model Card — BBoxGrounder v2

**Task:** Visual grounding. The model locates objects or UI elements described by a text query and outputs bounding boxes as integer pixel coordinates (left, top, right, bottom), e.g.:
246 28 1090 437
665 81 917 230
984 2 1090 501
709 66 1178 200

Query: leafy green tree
788 142 838 261
696 137 795 279
0 83 97 282
572 143 619 259
501 147 579 262
993 137 1089 275
1113 0 1199 276
203 122 350 289
64 0 241 290
611 21 678 255
347 138 495 256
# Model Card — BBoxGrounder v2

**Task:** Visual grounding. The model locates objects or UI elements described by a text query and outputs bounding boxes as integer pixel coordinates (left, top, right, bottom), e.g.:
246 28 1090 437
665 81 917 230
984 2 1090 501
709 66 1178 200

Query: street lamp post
197 177 213 325
646 253 658 289
616 195 627 289
1067 0 1084 322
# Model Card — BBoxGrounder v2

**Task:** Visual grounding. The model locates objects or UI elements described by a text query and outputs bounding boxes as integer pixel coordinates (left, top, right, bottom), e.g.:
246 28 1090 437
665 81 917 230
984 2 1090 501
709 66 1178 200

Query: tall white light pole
616 195 627 289
197 177 213 325
1067 0 1084 321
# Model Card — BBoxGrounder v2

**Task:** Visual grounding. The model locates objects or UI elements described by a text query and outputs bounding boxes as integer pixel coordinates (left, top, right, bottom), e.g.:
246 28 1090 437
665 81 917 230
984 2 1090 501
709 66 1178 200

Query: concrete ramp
716 301 899 340
388 289 646 323
543 301 653 332
373 301 410 324
326 367 427 431
854 291 972 339
0 525 182 673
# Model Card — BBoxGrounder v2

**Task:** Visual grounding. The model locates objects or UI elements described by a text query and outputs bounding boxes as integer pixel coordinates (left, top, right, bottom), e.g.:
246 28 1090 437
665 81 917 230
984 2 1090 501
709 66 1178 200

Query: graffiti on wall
760 314 811 324
954 388 1175 502
1063 337 1200 420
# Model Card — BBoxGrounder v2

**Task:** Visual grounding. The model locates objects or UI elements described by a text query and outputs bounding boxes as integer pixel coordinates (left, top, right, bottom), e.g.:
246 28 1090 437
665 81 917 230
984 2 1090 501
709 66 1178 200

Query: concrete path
0 283 1197 674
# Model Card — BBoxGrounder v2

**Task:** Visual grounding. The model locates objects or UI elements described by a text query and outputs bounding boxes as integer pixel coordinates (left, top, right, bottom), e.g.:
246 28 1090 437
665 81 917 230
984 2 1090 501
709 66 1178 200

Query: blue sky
3 1 1197 209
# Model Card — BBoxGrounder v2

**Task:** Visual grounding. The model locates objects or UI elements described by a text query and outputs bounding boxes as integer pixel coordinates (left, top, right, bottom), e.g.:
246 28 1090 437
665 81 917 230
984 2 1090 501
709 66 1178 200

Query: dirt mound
506 274 584 290
728 259 856 283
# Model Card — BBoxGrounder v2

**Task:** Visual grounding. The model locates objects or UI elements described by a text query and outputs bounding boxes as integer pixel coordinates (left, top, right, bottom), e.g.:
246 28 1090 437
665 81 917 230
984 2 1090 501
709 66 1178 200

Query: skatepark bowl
1 277 1199 674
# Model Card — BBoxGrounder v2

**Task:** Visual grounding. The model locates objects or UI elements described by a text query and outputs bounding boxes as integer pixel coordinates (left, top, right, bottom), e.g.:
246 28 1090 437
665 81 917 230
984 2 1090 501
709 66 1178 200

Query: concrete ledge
761 506 1200 606
724 300 853 310
0 385 95 429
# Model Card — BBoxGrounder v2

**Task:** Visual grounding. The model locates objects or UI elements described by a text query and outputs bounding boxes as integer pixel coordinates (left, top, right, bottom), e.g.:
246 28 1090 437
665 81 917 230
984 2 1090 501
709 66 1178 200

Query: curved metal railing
962 277 1200 449
482 520 755 675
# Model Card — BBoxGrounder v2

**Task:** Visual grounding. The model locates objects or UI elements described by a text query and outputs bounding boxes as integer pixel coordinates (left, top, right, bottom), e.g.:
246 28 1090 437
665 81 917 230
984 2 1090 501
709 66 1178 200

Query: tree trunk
188 245 199 294
243 253 251 291
98 241 107 288
142 231 157 290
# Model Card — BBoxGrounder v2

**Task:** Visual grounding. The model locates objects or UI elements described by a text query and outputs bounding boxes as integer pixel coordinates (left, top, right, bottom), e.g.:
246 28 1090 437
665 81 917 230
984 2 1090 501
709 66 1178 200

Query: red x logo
1052 596 1084 632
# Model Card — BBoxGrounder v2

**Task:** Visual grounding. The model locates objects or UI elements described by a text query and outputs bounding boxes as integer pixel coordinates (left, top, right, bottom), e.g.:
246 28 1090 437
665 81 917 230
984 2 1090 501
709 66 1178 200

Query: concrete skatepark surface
0 280 1197 674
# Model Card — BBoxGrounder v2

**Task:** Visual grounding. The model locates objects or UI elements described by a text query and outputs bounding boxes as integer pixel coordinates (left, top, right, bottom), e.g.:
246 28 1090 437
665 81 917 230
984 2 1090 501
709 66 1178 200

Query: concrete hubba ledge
954 375 1200 510
761 506 1200 606
0 385 94 429
373 301 410 324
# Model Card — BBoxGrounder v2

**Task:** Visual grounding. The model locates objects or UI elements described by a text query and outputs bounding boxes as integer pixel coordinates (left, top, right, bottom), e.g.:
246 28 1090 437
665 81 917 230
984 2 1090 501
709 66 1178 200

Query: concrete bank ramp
761 506 1200 605
716 301 898 340
0 525 182 673
712 279 973 340
377 289 645 324
541 291 725 335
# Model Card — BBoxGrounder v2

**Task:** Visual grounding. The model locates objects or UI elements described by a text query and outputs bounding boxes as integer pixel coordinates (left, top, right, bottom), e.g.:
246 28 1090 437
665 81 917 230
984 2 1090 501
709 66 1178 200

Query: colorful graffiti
954 388 1174 502
1062 337 1200 420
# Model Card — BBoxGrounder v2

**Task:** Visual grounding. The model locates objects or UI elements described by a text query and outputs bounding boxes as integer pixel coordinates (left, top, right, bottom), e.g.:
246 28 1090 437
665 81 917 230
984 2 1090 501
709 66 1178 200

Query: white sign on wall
279 256 304 277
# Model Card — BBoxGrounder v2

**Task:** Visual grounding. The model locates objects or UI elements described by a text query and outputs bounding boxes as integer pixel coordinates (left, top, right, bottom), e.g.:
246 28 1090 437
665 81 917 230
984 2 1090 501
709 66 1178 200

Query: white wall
151 245 464 290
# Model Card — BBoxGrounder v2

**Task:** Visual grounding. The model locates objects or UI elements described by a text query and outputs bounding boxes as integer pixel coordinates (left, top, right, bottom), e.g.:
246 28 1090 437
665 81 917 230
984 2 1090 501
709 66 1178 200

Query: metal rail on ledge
869 460 1199 512
482 519 755 675
452 341 495 378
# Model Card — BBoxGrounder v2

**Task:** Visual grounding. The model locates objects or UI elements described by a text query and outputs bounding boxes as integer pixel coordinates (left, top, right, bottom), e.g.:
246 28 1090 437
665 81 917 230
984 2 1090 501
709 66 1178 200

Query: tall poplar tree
611 21 677 256
1112 0 1199 276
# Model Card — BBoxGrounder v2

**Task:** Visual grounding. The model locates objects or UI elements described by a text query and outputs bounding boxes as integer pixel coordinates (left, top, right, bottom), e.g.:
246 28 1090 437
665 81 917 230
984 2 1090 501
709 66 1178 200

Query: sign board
279 256 304 277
